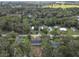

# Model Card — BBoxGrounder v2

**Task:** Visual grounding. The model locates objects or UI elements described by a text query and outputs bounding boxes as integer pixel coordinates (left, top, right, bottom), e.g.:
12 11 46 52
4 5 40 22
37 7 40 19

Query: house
76 16 79 21
49 41 61 48
39 26 48 31
31 35 41 46
31 26 34 30
59 27 67 31
48 27 52 32
39 26 44 30
49 35 54 39
54 26 60 28
71 27 76 32
77 16 79 18
77 19 79 21
28 14 32 18
31 40 41 46
2 34 6 37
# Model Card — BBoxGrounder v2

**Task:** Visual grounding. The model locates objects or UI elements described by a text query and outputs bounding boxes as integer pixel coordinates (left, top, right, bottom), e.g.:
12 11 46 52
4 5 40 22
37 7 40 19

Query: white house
40 26 44 30
48 27 52 32
71 27 76 32
77 19 79 21
77 16 79 18
77 16 79 21
59 27 67 31
54 26 60 28
39 25 48 30
27 14 32 18
49 35 54 39
39 26 44 32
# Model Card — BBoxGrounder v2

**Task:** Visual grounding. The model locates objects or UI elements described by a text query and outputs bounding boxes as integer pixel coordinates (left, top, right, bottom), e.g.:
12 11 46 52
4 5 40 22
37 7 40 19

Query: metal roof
31 40 41 46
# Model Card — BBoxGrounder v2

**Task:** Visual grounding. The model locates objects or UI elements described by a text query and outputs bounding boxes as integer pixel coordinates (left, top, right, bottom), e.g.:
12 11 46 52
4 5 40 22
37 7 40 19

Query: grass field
45 4 79 9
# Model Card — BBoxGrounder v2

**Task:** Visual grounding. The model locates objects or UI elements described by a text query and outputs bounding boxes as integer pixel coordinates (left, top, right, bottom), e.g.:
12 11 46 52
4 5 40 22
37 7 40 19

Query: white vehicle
54 26 60 28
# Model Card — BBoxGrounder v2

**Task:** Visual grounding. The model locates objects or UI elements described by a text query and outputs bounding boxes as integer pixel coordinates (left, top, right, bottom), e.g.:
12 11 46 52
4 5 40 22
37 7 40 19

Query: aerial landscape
0 1 79 57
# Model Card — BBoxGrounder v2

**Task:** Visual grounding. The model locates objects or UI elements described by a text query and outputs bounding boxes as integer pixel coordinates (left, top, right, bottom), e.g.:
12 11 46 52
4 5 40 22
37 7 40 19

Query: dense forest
0 8 79 34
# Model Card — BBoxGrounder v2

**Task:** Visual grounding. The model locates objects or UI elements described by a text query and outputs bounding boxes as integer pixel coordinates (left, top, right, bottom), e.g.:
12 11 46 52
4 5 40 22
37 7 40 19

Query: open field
43 4 79 9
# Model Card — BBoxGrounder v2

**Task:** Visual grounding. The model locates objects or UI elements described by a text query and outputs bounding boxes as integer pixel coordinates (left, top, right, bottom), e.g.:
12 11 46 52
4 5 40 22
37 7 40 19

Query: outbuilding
77 16 79 21
59 27 67 31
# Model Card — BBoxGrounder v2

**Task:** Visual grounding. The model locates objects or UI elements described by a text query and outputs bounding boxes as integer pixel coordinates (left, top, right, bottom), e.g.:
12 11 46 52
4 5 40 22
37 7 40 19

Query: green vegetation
48 4 79 9
0 2 79 57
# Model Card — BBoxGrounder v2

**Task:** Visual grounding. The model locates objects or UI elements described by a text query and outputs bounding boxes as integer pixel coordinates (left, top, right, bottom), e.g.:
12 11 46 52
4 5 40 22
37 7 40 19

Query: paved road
2 34 79 37
14 34 79 48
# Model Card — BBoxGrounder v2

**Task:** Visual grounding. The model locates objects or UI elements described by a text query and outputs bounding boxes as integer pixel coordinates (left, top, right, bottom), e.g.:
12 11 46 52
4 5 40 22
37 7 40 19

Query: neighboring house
42 5 49 8
28 14 32 18
39 26 44 30
49 34 54 39
39 26 48 31
2 34 6 37
77 19 79 21
59 27 67 31
54 26 60 28
31 40 41 46
49 41 61 48
77 16 79 21
31 36 41 46
71 27 76 32
77 16 79 18
32 36 41 40
11 5 22 8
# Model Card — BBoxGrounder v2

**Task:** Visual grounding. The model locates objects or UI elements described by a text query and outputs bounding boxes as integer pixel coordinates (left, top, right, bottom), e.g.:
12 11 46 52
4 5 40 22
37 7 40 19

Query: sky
0 0 79 1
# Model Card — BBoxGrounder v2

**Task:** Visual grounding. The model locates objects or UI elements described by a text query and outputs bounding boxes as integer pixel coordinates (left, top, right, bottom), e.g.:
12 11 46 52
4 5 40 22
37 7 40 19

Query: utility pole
20 4 24 34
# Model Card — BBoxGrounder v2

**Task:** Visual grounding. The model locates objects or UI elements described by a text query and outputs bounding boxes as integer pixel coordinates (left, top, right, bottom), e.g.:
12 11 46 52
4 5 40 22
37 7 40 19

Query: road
2 34 79 37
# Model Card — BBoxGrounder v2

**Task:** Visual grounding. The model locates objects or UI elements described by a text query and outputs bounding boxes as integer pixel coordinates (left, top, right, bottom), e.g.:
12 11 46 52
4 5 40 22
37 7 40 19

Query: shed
31 40 41 46
71 27 76 32
49 41 60 48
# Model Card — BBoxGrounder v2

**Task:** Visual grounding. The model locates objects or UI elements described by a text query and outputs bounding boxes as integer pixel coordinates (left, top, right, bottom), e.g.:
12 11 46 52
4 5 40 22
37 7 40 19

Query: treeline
0 8 79 34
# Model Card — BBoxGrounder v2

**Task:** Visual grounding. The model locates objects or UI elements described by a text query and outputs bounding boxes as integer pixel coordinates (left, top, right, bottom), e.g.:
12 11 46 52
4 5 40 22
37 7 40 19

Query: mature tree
18 36 31 57
41 35 54 57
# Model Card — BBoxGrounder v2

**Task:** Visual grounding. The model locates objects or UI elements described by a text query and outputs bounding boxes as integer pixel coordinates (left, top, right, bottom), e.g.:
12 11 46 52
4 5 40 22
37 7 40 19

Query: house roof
77 19 79 21
48 27 52 31
31 26 34 30
31 40 41 46
49 41 60 48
